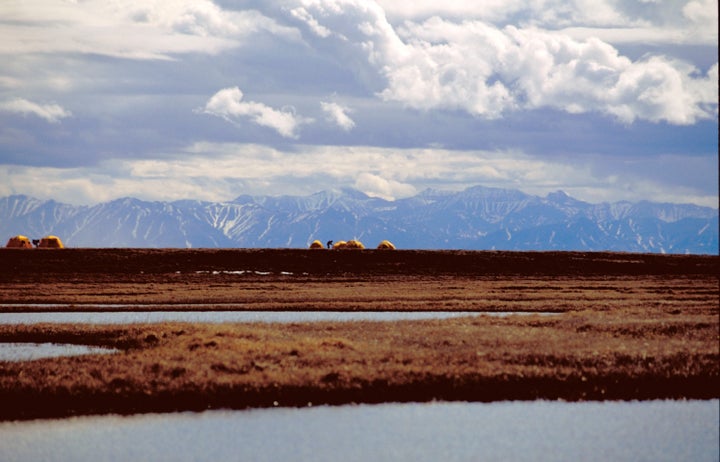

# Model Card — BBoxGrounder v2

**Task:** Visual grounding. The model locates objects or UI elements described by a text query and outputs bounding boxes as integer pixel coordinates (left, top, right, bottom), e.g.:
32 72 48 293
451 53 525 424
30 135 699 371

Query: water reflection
0 342 118 362
0 310 557 325
0 400 717 462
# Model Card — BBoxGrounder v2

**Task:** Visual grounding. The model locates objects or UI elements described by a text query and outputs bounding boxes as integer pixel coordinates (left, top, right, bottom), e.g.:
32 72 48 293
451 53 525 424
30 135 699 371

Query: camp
376 240 396 250
38 235 65 249
5 235 33 248
309 240 324 249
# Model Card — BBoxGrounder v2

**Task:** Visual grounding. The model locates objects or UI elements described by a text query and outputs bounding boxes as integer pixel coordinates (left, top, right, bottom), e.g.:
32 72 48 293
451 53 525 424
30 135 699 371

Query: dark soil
1 248 717 279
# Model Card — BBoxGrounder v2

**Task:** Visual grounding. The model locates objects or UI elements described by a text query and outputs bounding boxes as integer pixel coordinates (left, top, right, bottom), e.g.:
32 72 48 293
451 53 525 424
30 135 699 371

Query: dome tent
38 235 64 248
376 240 396 250
5 235 33 248
309 240 324 249
345 239 365 249
332 239 365 249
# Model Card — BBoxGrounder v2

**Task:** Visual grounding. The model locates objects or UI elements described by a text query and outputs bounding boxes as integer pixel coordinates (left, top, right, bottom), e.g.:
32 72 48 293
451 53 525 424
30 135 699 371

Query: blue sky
0 0 717 207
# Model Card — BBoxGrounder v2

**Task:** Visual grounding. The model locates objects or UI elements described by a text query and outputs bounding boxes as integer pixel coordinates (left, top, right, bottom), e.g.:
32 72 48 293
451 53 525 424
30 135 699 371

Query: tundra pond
0 310 537 325
0 342 117 362
0 399 717 462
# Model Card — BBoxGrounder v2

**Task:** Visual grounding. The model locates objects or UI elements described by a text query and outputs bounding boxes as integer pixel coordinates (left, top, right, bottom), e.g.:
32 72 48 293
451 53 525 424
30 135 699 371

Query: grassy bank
0 249 717 420
1 305 717 420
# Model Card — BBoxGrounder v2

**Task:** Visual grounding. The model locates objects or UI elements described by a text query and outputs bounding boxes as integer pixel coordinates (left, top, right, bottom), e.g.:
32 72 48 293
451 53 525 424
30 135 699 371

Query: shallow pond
0 310 556 325
0 342 118 362
0 400 717 462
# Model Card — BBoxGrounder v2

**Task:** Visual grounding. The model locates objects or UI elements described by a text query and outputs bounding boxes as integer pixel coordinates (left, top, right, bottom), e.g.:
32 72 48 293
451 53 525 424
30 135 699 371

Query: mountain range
1 186 717 254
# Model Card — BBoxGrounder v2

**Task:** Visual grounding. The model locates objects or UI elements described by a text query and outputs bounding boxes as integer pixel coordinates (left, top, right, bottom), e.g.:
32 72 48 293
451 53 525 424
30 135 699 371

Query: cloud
4 1 716 126
376 0 718 45
354 172 416 200
2 143 715 207
392 18 717 124
287 0 717 125
0 0 296 60
376 0 634 26
681 0 719 42
201 87 311 138
603 57 718 124
0 98 71 123
320 101 355 131
376 0 511 23
289 6 332 38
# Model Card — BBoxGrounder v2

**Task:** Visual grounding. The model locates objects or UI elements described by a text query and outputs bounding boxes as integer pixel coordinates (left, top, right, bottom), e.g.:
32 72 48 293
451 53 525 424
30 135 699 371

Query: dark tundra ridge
3 373 718 422
1 248 717 278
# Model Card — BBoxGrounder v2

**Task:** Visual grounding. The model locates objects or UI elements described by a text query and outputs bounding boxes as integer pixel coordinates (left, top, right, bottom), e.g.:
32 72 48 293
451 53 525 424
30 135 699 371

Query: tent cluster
309 239 395 250
4 235 64 248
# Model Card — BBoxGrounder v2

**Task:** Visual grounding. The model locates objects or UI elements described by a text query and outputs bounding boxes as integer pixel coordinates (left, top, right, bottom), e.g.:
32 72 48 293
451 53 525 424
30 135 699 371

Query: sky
0 0 717 207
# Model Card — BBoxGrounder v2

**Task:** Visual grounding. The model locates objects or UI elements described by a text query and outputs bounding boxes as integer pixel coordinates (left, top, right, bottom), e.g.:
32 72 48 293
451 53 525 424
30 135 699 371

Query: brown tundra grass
0 249 717 420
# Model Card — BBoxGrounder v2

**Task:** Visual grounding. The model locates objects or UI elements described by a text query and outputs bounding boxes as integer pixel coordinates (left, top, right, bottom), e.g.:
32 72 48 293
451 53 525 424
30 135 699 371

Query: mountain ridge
1 186 717 253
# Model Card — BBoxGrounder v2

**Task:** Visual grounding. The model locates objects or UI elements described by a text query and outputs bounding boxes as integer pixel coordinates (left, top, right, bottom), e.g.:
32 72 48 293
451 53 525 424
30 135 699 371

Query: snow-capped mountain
1 186 717 254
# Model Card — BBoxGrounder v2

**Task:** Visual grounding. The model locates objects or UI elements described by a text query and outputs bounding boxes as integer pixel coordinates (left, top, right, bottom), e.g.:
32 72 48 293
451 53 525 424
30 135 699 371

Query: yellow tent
309 240 324 249
332 240 348 249
38 235 64 248
376 240 396 250
5 235 33 248
345 239 365 249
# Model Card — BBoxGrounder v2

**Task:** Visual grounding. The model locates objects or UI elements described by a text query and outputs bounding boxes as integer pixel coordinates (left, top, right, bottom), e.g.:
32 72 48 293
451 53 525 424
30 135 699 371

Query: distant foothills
1 186 717 254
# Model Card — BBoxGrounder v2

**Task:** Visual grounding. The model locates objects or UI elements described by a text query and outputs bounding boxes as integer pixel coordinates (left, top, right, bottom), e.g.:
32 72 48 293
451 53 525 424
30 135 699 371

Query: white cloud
287 1 717 125
391 18 718 124
377 0 718 45
320 101 355 131
376 0 639 27
3 0 716 126
353 172 416 200
2 143 715 208
201 87 311 139
376 0 513 23
290 7 332 38
285 0 406 65
693 63 720 107
604 57 718 124
0 97 71 123
0 0 297 60
682 0 719 42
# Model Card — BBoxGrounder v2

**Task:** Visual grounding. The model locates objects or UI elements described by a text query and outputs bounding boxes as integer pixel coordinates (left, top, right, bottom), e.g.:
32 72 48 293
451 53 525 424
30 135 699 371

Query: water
0 310 555 325
0 400 717 462
0 342 118 362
